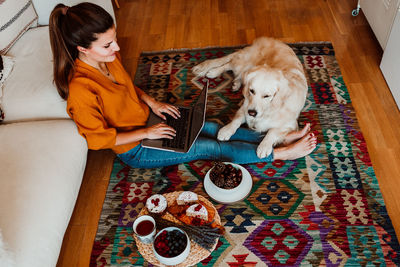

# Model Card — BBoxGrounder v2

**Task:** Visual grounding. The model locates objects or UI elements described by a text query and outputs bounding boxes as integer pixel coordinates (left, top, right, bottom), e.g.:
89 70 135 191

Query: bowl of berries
152 227 190 266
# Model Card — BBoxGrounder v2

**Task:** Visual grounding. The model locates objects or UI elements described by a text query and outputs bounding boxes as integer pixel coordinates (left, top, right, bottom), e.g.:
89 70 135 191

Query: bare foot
282 123 311 145
274 132 317 160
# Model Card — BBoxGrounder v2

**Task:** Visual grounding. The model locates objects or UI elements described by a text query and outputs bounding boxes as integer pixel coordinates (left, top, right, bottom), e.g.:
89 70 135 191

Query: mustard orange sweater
67 54 149 154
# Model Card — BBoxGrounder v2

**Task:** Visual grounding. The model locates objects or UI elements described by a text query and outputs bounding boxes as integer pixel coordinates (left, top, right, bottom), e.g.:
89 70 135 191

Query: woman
49 2 317 168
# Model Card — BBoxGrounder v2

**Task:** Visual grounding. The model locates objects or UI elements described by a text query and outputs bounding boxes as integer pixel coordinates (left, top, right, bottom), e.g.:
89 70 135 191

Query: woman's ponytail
49 4 74 100
49 3 114 100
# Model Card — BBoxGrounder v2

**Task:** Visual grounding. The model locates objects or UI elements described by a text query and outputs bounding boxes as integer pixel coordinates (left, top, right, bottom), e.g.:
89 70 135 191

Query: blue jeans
117 121 273 168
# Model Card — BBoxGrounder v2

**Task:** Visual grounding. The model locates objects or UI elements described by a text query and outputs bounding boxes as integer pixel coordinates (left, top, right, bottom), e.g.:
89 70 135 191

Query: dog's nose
248 109 257 117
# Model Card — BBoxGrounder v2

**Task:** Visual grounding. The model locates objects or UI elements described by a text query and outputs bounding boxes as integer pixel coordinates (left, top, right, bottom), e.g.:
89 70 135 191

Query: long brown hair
49 2 114 100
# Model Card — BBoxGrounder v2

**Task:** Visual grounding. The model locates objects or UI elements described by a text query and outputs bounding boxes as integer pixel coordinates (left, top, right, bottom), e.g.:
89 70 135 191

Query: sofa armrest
0 120 88 267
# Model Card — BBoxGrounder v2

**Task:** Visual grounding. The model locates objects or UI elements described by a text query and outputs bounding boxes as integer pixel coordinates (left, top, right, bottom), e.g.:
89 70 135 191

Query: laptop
141 81 208 153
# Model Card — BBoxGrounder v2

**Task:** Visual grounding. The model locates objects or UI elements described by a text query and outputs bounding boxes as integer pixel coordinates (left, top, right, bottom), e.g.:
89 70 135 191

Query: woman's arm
135 86 157 108
136 87 180 120
115 123 176 146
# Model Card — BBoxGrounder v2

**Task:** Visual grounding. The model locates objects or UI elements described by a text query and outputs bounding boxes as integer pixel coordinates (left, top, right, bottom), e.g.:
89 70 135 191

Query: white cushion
0 119 88 267
0 0 38 54
2 26 69 123
32 0 116 26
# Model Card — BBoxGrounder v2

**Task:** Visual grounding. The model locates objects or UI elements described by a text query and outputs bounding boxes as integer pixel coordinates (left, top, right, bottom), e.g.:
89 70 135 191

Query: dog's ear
243 69 258 85
269 70 290 109
276 70 289 92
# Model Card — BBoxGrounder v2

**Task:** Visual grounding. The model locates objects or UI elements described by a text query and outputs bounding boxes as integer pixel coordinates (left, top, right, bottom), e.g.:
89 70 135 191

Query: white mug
133 215 156 244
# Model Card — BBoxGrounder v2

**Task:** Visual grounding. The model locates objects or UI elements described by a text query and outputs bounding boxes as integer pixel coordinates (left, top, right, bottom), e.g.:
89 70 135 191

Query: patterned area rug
90 43 400 266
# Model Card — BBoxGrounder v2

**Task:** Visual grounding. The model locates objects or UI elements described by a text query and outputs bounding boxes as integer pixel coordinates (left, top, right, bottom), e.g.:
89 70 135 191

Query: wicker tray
134 191 221 267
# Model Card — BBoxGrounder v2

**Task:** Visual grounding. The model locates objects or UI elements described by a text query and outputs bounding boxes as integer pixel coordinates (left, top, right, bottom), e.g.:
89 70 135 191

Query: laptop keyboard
162 107 190 149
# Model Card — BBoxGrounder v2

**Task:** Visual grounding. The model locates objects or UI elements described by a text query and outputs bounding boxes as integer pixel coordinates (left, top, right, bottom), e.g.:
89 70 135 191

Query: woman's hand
115 123 175 146
149 100 180 120
145 122 176 140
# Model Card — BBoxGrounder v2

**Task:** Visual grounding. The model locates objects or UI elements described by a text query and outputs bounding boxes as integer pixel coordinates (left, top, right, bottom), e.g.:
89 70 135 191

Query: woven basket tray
134 191 221 267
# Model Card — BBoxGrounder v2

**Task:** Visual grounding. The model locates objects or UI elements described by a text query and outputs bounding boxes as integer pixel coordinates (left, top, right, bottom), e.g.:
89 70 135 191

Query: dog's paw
205 68 222 78
232 80 241 91
192 63 209 77
217 125 236 141
256 144 273 159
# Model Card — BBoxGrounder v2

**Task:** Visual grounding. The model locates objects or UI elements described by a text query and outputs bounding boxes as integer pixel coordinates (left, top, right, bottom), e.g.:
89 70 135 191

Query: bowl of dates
209 162 243 193
152 227 190 266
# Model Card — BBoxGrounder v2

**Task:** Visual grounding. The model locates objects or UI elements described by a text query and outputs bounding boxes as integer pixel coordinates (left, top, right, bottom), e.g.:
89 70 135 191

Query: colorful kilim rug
90 43 400 266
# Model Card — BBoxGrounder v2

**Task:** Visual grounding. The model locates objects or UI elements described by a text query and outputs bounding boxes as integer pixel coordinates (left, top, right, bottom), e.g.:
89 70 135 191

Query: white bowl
208 162 244 194
204 162 253 204
152 227 190 266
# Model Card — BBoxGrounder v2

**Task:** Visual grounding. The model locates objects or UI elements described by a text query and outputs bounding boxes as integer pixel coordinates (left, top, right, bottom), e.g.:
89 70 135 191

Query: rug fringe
140 45 247 55
139 41 333 56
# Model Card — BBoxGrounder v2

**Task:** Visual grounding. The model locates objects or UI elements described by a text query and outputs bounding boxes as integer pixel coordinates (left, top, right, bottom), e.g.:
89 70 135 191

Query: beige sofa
0 1 115 266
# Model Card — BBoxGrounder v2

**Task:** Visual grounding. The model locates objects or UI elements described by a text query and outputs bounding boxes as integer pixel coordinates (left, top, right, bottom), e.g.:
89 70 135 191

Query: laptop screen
188 83 208 145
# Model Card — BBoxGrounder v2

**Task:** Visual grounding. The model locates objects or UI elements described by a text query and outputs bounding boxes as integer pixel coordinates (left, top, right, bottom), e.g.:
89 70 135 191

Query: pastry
186 203 208 221
176 191 198 205
146 194 167 214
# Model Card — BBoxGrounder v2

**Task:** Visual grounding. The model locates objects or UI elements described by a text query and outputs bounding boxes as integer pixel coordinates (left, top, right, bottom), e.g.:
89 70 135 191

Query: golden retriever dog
192 37 308 158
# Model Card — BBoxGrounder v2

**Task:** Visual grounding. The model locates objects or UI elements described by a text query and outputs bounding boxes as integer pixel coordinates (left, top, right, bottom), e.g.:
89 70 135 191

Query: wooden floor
57 0 400 266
